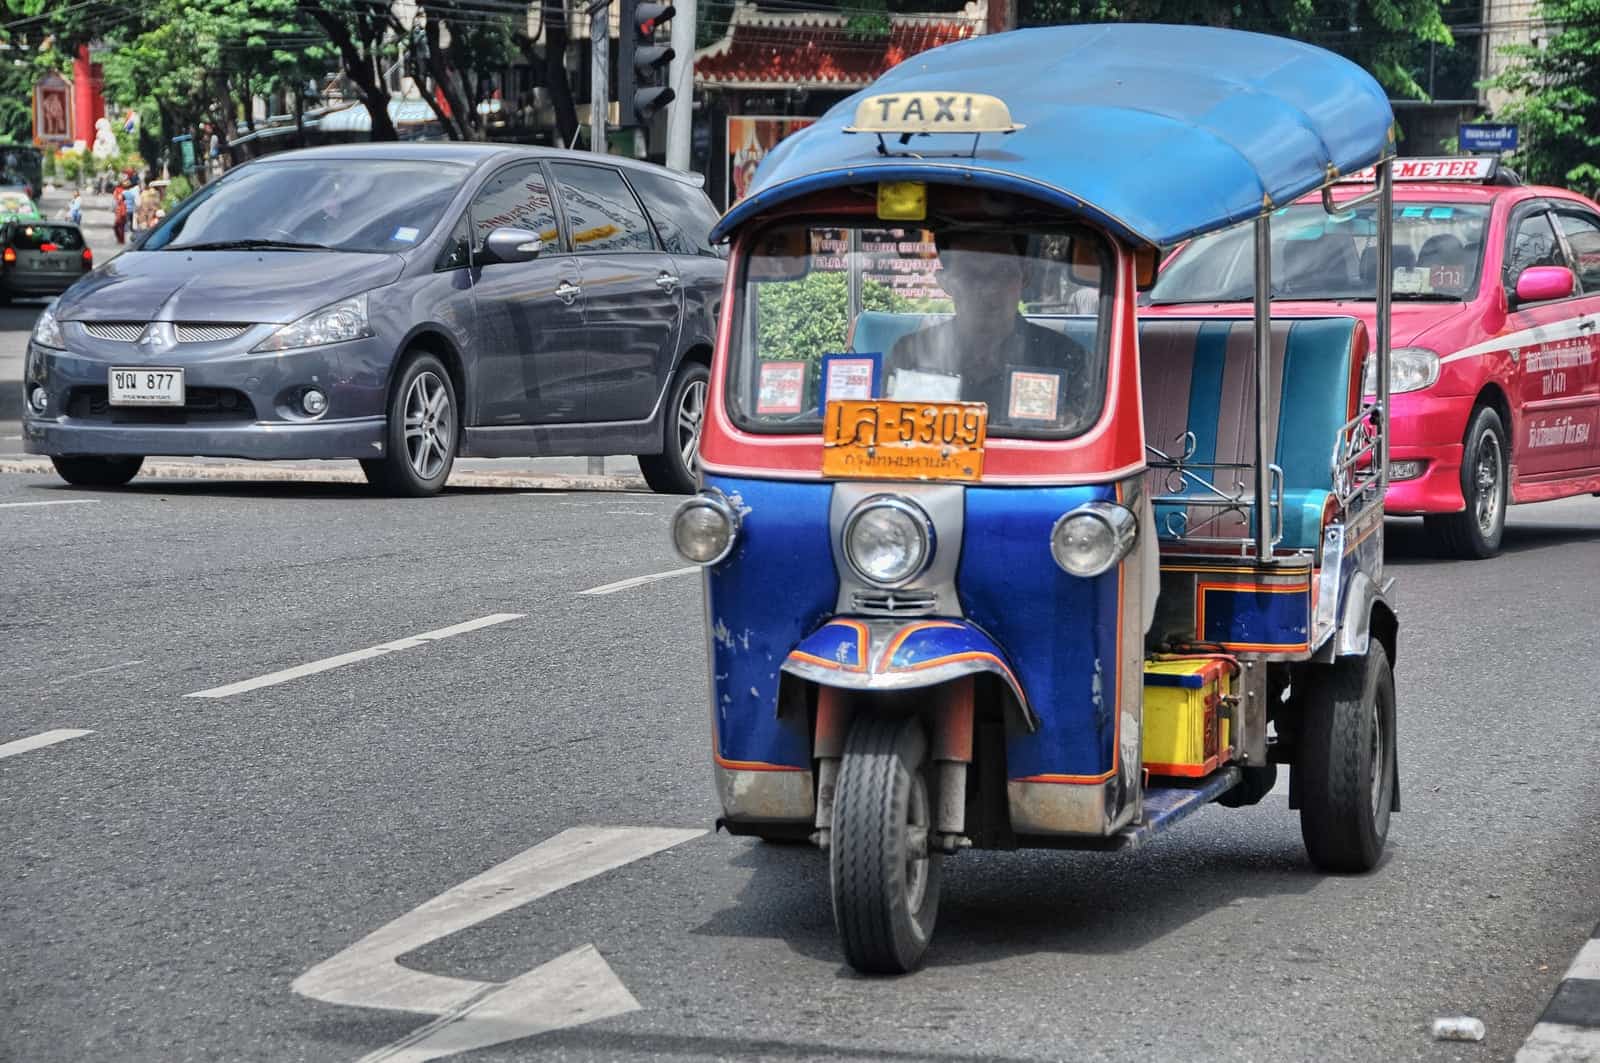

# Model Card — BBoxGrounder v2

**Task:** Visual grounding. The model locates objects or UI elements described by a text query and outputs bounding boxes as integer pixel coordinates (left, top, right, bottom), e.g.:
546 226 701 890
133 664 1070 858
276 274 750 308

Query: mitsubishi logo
136 322 178 354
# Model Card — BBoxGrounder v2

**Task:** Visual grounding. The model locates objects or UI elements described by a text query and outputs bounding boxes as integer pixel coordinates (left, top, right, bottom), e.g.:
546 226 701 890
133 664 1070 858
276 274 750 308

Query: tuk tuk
671 24 1401 973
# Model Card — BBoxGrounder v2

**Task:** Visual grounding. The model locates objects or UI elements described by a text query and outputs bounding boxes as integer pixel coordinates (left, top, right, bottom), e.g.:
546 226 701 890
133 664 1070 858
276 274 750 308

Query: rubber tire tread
51 455 143 487
362 351 457 498
1297 642 1395 873
1425 405 1506 560
639 362 709 495
830 714 941 975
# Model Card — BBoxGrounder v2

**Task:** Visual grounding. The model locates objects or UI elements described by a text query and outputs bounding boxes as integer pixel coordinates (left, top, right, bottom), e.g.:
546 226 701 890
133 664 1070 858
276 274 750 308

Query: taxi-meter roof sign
846 92 1024 135
1336 156 1497 184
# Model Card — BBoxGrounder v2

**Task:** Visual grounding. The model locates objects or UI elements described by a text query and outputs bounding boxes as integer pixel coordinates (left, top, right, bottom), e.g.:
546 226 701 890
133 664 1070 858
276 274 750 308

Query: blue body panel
958 485 1121 780
704 475 838 769
712 24 1395 247
1199 583 1310 650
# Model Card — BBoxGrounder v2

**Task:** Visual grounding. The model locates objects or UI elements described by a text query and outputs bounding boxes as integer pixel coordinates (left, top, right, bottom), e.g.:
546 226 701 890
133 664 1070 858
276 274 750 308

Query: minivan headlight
31 303 65 349
254 293 372 352
1051 501 1138 577
843 496 933 586
1363 347 1441 396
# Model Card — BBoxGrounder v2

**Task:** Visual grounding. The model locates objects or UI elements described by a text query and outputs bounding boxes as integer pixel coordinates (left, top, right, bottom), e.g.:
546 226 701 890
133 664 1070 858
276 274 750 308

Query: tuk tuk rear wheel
1296 643 1396 873
830 714 943 975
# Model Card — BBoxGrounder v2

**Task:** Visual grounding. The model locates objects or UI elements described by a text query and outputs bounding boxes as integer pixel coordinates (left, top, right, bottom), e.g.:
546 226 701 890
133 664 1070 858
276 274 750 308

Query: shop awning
317 99 440 133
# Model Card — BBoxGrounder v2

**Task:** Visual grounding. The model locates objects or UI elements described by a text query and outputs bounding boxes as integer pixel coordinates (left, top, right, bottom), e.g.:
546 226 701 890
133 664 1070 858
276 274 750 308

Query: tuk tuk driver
885 230 1097 429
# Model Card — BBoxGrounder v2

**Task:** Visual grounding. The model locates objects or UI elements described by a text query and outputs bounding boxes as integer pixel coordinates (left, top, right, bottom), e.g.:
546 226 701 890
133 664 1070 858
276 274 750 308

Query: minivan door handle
555 280 581 305
654 271 678 292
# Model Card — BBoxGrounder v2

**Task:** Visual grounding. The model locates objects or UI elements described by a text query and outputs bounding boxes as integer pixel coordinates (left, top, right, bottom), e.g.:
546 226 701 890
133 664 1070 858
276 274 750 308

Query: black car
1 220 91 302
24 144 725 495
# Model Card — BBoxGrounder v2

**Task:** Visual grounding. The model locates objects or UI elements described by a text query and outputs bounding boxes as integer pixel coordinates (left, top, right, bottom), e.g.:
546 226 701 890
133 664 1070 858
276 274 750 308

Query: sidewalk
1515 923 1600 1061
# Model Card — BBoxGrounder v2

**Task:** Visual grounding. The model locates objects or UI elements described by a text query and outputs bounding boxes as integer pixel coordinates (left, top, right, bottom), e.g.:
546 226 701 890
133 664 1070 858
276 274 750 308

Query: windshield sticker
392 226 420 243
1008 369 1061 420
1429 207 1455 219
1401 206 1426 218
1429 265 1465 290
887 368 962 402
1393 266 1432 294
756 360 807 414
820 353 880 408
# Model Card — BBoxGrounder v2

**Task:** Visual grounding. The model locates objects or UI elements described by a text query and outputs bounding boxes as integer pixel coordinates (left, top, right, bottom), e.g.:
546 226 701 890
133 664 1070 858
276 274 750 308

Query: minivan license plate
109 367 185 406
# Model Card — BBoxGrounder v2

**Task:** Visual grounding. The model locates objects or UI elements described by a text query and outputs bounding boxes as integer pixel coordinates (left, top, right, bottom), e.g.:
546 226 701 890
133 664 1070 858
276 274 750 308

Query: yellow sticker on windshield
877 181 926 221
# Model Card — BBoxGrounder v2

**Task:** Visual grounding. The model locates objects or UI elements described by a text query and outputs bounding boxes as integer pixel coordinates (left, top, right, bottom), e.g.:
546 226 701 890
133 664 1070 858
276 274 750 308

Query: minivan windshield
1149 201 1491 303
141 158 468 254
729 222 1112 439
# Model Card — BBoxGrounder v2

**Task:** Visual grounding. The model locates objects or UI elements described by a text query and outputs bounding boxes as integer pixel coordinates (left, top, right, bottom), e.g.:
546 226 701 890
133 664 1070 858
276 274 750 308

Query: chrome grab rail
1331 401 1384 509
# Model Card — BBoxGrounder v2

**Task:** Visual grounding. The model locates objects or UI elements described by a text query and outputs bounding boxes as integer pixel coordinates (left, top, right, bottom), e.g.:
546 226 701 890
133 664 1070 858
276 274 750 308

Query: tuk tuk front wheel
1296 643 1396 873
830 714 943 975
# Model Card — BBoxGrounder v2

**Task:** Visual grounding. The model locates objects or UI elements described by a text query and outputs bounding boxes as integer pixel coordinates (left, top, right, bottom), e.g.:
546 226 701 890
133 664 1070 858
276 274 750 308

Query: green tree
1487 0 1600 198
1017 1 1454 99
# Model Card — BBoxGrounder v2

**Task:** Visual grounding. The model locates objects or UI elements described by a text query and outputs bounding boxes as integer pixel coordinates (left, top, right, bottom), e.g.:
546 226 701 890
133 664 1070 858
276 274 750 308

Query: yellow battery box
1142 656 1234 778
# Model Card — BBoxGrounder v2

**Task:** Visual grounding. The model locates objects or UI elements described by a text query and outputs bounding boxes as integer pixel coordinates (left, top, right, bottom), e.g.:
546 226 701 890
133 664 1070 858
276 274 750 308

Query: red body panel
1146 182 1600 514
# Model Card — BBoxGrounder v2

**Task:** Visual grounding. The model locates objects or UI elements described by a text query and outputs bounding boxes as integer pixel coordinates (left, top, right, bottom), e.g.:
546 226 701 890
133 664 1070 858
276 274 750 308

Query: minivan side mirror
1512 264 1574 305
480 227 544 265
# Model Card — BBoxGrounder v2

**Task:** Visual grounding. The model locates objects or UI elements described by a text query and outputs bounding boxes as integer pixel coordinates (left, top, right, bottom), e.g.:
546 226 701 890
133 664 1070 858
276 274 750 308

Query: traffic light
618 0 676 128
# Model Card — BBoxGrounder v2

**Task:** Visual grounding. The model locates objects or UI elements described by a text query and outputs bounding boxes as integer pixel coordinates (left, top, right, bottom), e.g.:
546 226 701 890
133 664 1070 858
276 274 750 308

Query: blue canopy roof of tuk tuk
709 23 1396 248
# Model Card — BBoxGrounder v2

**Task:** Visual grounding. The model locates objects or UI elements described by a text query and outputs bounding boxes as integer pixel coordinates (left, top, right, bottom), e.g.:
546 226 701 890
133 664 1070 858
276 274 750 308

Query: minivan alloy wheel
677 377 707 472
404 370 454 481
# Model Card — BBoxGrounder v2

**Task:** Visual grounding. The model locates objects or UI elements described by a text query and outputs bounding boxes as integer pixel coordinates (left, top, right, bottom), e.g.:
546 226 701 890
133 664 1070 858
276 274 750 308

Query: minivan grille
79 322 251 343
81 322 144 342
850 589 939 616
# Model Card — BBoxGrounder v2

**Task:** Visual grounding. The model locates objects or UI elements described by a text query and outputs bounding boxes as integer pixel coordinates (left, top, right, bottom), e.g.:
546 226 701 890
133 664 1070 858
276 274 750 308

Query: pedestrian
112 181 128 245
68 191 81 225
123 180 140 239
136 183 160 233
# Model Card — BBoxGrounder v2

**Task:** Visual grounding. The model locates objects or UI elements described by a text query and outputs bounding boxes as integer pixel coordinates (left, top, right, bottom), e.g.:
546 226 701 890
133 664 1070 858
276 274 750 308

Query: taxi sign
1336 156 1496 184
845 92 1023 136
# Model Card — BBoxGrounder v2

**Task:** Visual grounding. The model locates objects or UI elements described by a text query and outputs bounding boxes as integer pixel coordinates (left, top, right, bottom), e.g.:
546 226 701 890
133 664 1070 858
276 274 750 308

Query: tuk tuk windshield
729 222 1112 438
1149 202 1490 303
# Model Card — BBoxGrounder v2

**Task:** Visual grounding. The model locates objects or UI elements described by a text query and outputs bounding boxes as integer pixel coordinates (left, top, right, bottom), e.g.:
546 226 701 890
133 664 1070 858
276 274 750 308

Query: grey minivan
21 144 725 494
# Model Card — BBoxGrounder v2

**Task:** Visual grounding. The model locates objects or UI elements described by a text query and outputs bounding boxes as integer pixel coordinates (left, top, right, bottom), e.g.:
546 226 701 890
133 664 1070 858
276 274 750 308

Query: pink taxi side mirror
1514 265 1575 304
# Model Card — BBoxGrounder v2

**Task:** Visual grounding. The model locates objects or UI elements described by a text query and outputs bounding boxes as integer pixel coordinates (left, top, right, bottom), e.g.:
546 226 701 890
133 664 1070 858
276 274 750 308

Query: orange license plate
821 400 987 482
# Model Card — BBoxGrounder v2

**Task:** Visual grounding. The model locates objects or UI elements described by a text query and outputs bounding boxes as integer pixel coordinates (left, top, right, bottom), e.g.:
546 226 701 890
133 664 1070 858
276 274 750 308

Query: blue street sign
1460 123 1518 152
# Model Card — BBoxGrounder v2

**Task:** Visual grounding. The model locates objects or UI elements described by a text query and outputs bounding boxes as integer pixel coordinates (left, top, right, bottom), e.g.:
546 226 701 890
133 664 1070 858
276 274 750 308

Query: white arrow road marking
353 945 635 1063
0 498 99 509
294 825 704 1061
0 729 93 761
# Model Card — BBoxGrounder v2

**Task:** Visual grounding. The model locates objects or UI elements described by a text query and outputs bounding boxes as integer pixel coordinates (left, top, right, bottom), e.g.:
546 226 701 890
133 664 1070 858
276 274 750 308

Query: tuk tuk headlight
1051 501 1138 578
672 491 739 565
844 496 933 586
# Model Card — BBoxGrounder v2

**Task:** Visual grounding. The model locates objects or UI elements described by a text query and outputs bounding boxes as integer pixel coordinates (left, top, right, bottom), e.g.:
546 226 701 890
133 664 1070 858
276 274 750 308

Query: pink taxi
1146 156 1600 558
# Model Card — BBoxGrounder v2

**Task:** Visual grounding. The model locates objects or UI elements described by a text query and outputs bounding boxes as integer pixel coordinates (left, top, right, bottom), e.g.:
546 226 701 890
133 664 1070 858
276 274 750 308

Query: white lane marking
0 729 93 761
0 499 98 509
579 567 697 596
55 660 144 683
1567 938 1600 982
185 613 525 698
295 825 704 1061
1268 771 1291 798
1516 1022 1600 1063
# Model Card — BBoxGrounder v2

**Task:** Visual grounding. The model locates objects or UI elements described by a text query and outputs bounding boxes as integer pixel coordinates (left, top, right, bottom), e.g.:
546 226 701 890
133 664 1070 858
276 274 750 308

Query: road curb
1515 924 1600 1062
0 457 650 493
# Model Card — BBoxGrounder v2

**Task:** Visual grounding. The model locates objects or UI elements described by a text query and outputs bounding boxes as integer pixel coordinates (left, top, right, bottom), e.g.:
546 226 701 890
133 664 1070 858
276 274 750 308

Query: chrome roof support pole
1253 212 1274 562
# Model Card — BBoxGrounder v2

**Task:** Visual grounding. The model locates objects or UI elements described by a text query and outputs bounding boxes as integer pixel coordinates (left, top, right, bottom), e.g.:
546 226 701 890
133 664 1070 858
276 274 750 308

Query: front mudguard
781 617 1037 730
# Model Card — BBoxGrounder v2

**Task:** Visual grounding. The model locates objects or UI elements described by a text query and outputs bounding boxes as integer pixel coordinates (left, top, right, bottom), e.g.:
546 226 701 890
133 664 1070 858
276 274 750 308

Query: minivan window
627 170 722 257
142 159 468 253
1506 211 1566 278
548 163 656 253
1554 209 1600 292
470 161 559 249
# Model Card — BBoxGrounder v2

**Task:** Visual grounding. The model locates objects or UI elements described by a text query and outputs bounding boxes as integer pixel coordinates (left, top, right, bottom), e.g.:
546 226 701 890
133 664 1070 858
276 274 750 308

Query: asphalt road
3 459 1599 1062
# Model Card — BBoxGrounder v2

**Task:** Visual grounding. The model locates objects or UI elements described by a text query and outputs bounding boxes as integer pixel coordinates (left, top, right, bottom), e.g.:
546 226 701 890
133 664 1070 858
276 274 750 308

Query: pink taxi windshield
1149 202 1490 303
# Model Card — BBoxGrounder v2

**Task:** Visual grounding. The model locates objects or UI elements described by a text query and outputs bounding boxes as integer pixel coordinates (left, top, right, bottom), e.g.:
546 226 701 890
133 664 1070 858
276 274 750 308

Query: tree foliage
1487 0 1600 197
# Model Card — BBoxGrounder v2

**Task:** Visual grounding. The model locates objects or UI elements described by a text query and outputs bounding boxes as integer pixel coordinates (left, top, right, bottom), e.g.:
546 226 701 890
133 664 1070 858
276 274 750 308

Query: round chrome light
672 492 739 565
301 388 328 416
843 496 933 586
1051 501 1138 578
28 386 47 413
